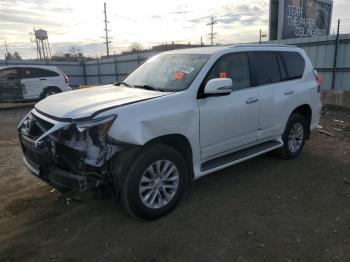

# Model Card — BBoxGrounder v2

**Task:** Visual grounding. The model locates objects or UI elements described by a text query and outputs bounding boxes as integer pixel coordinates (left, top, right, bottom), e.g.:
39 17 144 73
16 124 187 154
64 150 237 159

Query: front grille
20 113 55 140
33 114 54 132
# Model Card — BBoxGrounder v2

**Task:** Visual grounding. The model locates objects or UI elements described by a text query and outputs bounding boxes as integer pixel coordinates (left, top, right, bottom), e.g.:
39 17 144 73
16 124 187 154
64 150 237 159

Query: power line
103 2 112 56
207 16 217 46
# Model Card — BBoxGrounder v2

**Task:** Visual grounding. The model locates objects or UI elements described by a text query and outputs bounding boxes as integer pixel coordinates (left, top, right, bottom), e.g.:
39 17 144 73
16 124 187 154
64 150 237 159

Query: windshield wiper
134 84 164 92
114 81 134 88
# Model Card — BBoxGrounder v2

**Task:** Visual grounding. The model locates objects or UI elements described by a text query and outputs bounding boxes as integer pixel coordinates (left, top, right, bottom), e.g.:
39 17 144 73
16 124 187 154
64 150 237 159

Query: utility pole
259 29 262 44
4 41 9 63
4 41 9 54
331 19 340 90
103 2 111 56
207 16 217 46
259 29 267 44
200 36 203 46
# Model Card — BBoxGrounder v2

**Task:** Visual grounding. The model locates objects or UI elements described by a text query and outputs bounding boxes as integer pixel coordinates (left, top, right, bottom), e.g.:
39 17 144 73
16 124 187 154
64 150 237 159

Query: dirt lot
0 106 349 262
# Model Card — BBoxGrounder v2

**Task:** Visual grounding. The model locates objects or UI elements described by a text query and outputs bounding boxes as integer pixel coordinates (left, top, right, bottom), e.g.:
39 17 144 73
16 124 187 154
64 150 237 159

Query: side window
206 53 250 91
22 68 33 79
280 52 305 80
37 68 59 77
0 68 18 81
276 54 288 81
252 52 280 86
21 68 59 79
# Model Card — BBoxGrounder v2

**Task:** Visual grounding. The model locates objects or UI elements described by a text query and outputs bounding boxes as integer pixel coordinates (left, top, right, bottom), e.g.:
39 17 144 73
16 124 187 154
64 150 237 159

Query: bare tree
5 51 22 61
68 46 82 58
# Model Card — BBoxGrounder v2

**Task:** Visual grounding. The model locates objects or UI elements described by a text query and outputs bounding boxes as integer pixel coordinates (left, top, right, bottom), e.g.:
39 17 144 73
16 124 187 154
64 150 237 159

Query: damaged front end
18 109 122 192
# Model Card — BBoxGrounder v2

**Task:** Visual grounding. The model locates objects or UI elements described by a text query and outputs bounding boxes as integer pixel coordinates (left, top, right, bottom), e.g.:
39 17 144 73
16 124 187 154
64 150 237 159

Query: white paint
0 65 71 100
28 44 322 179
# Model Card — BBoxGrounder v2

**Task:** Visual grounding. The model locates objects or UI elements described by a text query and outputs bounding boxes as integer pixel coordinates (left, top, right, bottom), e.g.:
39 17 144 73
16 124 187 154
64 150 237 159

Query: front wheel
120 144 188 220
277 113 307 159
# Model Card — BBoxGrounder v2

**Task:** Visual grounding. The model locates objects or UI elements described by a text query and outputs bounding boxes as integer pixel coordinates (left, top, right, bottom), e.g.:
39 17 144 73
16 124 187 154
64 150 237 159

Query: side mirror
204 78 233 95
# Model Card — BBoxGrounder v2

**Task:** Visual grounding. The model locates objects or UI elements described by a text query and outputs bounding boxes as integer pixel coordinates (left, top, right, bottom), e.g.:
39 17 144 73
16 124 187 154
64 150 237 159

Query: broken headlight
55 115 119 168
76 115 116 144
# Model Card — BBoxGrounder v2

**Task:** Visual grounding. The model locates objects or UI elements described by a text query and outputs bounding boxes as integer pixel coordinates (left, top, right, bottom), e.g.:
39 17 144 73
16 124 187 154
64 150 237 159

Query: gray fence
268 33 350 91
1 34 350 91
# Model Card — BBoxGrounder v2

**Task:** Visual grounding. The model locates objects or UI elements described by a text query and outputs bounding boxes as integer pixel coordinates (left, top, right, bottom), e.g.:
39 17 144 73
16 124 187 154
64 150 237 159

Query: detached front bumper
23 155 88 192
18 109 120 192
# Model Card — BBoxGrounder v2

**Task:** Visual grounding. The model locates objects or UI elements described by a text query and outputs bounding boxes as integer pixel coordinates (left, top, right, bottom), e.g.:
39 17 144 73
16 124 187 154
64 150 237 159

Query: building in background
269 0 333 40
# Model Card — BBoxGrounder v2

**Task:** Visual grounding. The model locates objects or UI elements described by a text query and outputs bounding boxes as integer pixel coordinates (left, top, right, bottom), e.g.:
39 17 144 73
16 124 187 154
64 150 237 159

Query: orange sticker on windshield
219 72 227 78
175 72 185 79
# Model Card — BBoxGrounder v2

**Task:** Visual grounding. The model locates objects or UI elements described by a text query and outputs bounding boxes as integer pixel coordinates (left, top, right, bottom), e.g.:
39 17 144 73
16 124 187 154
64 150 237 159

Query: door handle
284 90 295 96
245 97 259 104
40 78 46 80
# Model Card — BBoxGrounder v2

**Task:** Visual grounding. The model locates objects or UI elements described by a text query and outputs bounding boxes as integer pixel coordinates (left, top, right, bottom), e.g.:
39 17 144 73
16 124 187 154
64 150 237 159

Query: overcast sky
0 0 349 58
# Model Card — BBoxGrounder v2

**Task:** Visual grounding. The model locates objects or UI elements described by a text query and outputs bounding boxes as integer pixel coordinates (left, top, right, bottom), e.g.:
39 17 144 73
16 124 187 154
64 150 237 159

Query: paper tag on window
176 65 194 74
175 72 185 79
219 72 227 78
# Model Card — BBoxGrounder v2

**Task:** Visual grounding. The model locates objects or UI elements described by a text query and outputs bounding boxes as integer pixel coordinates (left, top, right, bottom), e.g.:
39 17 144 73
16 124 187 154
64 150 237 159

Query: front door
0 67 23 101
198 53 259 161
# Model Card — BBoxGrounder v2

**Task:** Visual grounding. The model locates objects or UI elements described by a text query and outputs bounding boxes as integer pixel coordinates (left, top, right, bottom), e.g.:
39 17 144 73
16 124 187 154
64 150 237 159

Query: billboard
269 0 333 40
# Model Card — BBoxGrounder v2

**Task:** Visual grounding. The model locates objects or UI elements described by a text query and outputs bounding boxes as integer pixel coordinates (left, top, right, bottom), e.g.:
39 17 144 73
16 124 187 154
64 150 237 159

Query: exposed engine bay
18 110 122 192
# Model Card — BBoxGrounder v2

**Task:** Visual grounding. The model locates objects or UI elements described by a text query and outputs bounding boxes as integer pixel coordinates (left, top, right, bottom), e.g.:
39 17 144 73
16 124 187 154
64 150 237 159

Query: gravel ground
0 106 349 262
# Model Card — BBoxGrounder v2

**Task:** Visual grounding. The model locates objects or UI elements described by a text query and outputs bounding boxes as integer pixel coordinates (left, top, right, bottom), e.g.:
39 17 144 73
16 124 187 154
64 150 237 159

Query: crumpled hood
35 85 168 120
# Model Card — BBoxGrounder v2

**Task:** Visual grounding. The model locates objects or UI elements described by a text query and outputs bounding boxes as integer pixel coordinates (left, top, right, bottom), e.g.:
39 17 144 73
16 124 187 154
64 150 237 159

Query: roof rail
230 44 297 48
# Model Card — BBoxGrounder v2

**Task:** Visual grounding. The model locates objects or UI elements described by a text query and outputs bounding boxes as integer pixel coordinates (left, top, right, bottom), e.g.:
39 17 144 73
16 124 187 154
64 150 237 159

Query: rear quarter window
280 52 305 80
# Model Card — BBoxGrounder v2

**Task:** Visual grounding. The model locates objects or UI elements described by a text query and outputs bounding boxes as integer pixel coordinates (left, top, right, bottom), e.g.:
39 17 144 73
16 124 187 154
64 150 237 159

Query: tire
120 144 188 220
277 113 307 159
40 87 61 99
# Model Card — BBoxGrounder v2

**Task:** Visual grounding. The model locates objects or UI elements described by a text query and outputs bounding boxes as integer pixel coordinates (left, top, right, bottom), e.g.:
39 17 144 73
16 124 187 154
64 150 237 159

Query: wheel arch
40 86 62 99
145 134 194 181
290 104 312 139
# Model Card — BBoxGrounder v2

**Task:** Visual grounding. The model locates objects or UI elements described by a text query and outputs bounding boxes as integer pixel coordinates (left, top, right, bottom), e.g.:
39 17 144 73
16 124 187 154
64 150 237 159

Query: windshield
122 54 210 92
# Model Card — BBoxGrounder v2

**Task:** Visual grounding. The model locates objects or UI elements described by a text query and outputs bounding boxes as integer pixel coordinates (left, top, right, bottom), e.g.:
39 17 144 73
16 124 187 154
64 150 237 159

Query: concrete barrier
321 91 350 109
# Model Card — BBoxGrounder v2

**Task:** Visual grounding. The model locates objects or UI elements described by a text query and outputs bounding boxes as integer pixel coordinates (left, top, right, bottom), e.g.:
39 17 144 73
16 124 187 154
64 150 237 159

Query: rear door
19 67 45 99
198 52 260 160
250 51 302 141
0 67 23 101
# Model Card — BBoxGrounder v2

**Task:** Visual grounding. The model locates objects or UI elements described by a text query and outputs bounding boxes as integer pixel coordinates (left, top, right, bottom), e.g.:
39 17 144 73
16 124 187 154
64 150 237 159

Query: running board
201 140 283 173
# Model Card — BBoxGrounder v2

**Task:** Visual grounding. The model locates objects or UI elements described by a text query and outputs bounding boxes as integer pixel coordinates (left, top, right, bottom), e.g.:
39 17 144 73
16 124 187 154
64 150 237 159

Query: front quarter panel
102 91 200 163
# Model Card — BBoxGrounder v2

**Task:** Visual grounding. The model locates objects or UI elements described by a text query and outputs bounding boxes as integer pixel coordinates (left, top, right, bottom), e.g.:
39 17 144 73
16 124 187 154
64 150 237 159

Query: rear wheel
277 113 307 159
40 87 61 99
120 144 188 220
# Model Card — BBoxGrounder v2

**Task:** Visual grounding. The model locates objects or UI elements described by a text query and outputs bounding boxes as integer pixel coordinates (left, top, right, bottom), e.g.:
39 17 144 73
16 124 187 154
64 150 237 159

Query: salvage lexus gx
18 44 322 220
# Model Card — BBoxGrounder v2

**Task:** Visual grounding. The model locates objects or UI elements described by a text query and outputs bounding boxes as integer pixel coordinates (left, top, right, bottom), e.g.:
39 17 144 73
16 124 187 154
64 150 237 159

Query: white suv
0 65 71 101
18 44 322 220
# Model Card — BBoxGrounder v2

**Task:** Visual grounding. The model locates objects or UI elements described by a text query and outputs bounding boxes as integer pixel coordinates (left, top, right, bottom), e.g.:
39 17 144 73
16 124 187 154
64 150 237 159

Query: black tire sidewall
122 144 188 220
41 87 60 99
282 113 307 159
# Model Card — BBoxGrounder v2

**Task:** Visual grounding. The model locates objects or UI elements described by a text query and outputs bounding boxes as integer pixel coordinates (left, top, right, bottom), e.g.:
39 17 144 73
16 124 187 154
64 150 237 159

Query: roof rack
230 44 297 48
